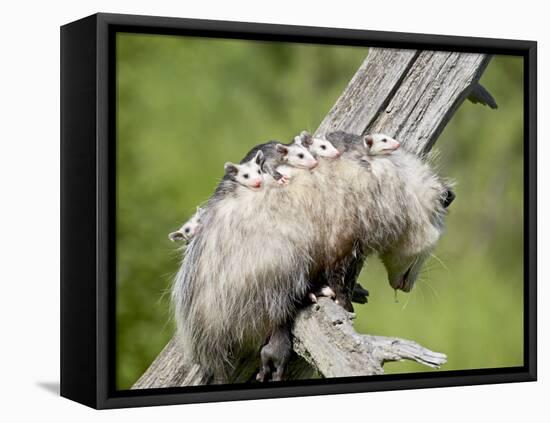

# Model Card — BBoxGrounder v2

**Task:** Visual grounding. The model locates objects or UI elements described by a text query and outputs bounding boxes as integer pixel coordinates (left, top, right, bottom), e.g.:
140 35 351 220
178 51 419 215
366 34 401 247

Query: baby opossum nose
253 180 262 188
310 160 319 169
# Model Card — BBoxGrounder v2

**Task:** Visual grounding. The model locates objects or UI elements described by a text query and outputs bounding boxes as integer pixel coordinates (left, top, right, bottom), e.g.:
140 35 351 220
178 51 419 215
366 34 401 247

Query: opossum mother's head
379 188 455 292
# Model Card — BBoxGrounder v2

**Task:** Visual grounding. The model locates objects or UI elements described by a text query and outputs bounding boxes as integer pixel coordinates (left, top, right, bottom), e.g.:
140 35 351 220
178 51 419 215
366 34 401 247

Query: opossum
168 151 266 243
294 130 341 159
223 150 265 191
241 139 318 186
306 132 399 304
172 132 454 382
168 207 205 242
275 130 341 186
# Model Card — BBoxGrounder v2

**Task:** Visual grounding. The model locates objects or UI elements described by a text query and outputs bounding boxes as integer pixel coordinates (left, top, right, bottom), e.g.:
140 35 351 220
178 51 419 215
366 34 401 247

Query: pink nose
310 160 319 169
395 142 401 148
335 150 341 158
253 180 262 188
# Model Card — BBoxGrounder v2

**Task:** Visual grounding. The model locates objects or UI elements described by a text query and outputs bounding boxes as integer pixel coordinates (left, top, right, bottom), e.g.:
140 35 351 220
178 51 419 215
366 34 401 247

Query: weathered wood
367 51 491 155
292 298 446 377
132 48 494 389
132 338 207 389
316 48 419 136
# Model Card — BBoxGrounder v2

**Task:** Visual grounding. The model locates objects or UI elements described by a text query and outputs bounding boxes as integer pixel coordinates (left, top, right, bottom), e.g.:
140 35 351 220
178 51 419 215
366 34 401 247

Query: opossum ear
441 189 455 208
300 131 313 147
364 135 374 148
224 162 239 176
254 150 265 166
275 144 289 156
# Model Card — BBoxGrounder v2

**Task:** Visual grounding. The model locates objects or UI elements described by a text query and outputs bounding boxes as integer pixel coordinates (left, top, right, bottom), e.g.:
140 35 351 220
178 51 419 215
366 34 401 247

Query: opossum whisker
422 279 441 301
401 289 414 310
429 252 449 271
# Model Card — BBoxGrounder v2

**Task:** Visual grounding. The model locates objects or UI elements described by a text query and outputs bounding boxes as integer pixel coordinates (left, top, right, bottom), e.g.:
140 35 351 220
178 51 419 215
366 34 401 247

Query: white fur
224 151 264 190
364 133 401 156
281 143 318 169
309 137 341 158
295 132 341 159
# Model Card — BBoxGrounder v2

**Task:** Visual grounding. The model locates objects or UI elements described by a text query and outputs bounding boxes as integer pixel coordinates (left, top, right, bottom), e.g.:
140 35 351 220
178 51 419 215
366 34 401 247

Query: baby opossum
169 151 265 243
223 150 265 192
294 130 341 159
242 138 318 185
363 133 401 155
172 132 453 382
358 133 401 171
168 208 205 242
275 130 341 185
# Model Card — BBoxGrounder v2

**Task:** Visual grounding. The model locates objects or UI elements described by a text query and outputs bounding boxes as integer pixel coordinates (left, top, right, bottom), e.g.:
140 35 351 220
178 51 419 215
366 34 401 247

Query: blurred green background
116 33 524 390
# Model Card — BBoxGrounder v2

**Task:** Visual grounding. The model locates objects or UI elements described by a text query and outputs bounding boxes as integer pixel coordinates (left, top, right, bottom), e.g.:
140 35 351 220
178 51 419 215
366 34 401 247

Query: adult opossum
172 132 454 382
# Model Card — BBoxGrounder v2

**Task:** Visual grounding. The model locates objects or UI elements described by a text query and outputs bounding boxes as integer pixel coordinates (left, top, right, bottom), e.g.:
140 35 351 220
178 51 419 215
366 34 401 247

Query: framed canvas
60 12 537 409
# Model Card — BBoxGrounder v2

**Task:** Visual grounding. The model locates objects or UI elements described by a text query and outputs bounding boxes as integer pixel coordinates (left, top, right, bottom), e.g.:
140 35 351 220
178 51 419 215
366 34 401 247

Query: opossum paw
308 292 318 303
320 286 336 299
277 176 290 186
271 367 284 382
256 368 269 383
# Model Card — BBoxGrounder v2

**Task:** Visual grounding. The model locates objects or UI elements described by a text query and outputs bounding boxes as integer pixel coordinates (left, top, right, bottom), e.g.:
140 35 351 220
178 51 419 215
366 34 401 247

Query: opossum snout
251 179 262 188
309 159 319 169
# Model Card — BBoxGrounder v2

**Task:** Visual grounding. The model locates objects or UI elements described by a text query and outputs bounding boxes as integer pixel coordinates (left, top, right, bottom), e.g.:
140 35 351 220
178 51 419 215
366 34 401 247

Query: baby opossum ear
224 162 239 176
441 189 456 208
300 130 313 147
254 150 265 166
275 144 289 156
364 135 374 148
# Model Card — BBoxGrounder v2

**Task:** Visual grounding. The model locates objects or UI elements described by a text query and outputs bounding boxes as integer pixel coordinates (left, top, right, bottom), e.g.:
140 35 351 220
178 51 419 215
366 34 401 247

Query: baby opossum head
276 142 318 169
295 130 341 159
224 150 265 190
364 134 401 156
380 187 455 292
168 208 204 242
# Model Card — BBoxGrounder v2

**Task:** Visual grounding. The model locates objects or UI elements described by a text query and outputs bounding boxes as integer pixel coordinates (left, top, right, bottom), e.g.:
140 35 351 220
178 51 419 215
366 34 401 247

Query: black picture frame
60 12 537 409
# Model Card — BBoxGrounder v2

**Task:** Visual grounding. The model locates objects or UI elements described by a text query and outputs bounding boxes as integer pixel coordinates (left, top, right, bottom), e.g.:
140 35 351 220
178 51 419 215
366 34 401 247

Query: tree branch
292 298 446 377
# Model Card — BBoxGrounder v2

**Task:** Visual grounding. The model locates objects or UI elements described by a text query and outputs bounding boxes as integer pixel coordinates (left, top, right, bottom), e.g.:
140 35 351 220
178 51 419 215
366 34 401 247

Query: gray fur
241 141 285 180
241 139 317 184
172 136 452 381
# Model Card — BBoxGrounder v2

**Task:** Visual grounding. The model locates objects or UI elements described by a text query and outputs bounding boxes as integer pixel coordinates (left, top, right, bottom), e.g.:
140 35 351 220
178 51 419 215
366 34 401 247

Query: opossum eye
257 170 261 174
298 153 304 159
243 174 249 179
184 228 190 233
382 138 387 143
321 145 327 150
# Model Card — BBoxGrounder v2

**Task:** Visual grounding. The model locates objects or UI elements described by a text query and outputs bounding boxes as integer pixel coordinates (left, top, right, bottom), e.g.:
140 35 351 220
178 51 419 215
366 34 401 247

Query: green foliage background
116 33 524 389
